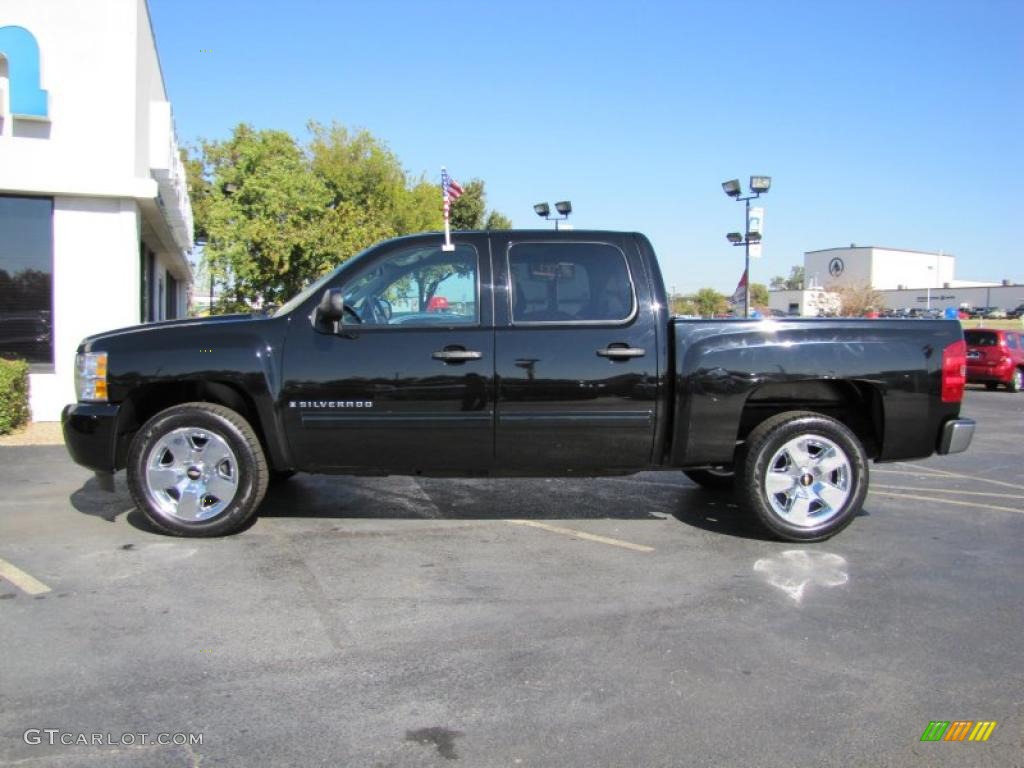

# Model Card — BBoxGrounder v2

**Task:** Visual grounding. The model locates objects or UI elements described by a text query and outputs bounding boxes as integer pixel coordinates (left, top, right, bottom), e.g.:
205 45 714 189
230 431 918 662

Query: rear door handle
432 349 483 363
597 346 646 360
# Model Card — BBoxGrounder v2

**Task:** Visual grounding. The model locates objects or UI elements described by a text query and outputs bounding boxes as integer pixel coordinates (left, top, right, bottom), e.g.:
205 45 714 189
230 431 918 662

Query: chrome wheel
763 435 852 528
144 427 239 522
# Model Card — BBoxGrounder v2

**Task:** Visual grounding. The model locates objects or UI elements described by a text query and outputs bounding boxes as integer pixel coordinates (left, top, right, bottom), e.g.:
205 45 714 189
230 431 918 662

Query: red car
964 328 1024 392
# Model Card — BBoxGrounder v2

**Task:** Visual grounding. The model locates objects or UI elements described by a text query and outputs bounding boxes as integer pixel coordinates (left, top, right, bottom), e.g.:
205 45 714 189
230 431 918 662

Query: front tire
127 403 269 537
738 411 868 542
1008 369 1023 393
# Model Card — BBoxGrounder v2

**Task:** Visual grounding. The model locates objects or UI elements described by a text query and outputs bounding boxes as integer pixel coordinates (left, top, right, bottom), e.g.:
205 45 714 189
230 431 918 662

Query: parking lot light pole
722 176 771 318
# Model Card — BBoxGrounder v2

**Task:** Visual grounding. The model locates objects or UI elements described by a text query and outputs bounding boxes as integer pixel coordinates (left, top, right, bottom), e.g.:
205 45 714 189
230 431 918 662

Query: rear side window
508 242 634 323
964 331 998 347
1007 334 1019 350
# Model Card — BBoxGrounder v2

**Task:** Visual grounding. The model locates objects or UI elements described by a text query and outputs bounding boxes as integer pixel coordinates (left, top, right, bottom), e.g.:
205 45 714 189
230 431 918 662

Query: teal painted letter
0 26 49 119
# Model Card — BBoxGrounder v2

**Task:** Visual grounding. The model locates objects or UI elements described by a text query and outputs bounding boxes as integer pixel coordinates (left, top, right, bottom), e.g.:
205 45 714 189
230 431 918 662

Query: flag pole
441 166 455 251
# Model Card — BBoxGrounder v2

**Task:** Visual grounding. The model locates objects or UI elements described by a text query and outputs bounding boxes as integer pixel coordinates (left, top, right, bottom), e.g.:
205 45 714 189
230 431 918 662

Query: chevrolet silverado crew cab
63 230 975 542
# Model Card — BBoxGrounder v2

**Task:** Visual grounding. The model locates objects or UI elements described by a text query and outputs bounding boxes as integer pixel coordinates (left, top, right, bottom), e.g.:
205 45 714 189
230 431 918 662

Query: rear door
491 233 658 471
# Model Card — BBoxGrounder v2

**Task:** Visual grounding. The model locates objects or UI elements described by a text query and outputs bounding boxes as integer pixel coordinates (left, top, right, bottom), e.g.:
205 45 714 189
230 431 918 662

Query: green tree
693 287 728 317
449 178 510 230
395 179 444 234
670 296 698 315
449 179 486 230
750 282 770 308
770 266 805 290
484 210 513 230
187 121 510 313
194 124 389 312
307 121 405 231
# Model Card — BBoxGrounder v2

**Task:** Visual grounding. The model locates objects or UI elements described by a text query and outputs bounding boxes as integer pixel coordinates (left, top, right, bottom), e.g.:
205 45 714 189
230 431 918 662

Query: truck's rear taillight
941 340 967 403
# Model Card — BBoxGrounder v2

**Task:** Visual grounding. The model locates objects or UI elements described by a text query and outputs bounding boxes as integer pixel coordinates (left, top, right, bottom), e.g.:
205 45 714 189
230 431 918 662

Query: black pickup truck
63 230 975 541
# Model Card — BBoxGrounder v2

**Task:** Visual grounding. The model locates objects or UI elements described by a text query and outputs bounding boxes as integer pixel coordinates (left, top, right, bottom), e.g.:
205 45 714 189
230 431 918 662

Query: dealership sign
0 25 49 119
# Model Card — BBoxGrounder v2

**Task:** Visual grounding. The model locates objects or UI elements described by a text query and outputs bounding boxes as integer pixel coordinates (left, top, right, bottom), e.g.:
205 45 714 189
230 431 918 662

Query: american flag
442 168 463 201
729 268 748 306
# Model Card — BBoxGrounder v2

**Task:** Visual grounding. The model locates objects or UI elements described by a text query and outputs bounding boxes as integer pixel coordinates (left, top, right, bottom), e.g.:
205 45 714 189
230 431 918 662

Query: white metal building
804 246 956 291
0 0 192 420
771 245 1022 316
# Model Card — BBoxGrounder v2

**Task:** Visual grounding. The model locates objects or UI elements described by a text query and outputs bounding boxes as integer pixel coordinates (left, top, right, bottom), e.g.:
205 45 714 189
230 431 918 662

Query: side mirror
314 288 345 333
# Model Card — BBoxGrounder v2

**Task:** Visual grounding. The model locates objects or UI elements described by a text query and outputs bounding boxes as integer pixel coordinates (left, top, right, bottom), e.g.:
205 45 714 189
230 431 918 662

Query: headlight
75 352 108 402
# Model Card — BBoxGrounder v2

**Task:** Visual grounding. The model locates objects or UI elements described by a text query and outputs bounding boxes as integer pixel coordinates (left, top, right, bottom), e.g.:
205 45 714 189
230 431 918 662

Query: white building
805 246 956 291
772 245 1022 316
0 0 192 421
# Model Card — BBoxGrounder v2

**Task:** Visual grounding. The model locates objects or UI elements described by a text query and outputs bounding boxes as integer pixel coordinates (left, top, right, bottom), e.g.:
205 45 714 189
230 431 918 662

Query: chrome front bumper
938 418 975 455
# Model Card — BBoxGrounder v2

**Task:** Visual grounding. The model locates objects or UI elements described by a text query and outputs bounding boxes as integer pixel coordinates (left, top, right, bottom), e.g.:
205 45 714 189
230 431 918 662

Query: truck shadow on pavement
69 472 781 541
255 474 775 540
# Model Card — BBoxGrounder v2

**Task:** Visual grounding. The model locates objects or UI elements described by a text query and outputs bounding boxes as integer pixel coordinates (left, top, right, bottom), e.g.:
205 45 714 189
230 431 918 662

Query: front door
491 234 658 471
282 236 494 473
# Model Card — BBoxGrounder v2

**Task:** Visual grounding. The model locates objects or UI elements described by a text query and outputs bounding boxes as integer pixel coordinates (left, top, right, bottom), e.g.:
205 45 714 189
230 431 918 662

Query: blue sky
150 0 1023 294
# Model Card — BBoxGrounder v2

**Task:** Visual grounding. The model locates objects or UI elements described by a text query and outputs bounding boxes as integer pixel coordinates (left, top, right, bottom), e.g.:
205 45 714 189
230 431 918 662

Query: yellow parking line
882 464 1024 493
505 519 655 552
0 557 52 595
875 484 1024 500
870 491 1023 515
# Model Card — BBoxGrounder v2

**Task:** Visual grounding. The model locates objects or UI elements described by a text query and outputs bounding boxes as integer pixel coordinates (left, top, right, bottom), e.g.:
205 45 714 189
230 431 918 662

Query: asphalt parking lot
1 388 1021 767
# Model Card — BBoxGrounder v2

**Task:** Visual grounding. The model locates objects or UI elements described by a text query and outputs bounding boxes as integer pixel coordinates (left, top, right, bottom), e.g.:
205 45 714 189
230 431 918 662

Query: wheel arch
114 380 286 471
738 379 883 459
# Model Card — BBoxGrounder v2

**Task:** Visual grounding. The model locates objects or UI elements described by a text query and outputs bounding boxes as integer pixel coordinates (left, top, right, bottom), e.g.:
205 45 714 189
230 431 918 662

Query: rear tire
127 403 269 537
738 411 868 542
683 467 735 490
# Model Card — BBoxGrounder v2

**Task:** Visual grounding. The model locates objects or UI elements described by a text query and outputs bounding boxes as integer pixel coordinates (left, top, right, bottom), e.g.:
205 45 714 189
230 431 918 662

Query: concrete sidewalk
0 421 64 446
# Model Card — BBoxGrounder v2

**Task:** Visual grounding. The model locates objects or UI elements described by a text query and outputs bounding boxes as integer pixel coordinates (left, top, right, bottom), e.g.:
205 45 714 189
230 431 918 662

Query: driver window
342 244 478 327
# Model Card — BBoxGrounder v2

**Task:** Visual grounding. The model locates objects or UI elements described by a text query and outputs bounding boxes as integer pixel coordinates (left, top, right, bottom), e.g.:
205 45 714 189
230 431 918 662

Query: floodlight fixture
749 175 772 193
726 232 744 244
534 200 572 229
721 179 742 197
746 231 762 243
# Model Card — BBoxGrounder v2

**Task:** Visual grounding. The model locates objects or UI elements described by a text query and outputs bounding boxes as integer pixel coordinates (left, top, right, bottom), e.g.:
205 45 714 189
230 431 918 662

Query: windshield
271 243 378 317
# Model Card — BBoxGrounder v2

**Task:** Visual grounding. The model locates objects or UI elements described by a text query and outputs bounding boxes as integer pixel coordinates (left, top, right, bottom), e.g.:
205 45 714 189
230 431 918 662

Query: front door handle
597 346 646 360
432 348 483 363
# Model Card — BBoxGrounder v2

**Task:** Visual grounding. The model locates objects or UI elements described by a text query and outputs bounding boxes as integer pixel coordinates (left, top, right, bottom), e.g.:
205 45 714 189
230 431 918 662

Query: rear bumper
61 402 120 472
966 362 1012 383
937 418 975 455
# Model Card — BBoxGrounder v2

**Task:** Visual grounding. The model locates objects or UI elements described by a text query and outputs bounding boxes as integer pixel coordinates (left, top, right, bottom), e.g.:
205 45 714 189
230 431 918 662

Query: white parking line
874 484 1024 501
0 557 52 595
505 519 655 552
881 463 1024 493
870 491 1023 515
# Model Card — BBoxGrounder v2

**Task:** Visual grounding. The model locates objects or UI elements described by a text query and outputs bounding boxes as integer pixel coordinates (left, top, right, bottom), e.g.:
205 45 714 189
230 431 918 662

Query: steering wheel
365 296 392 325
343 303 362 323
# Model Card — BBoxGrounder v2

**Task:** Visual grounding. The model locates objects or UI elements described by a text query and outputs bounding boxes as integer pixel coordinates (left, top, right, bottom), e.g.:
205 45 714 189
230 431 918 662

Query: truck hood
80 313 266 347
